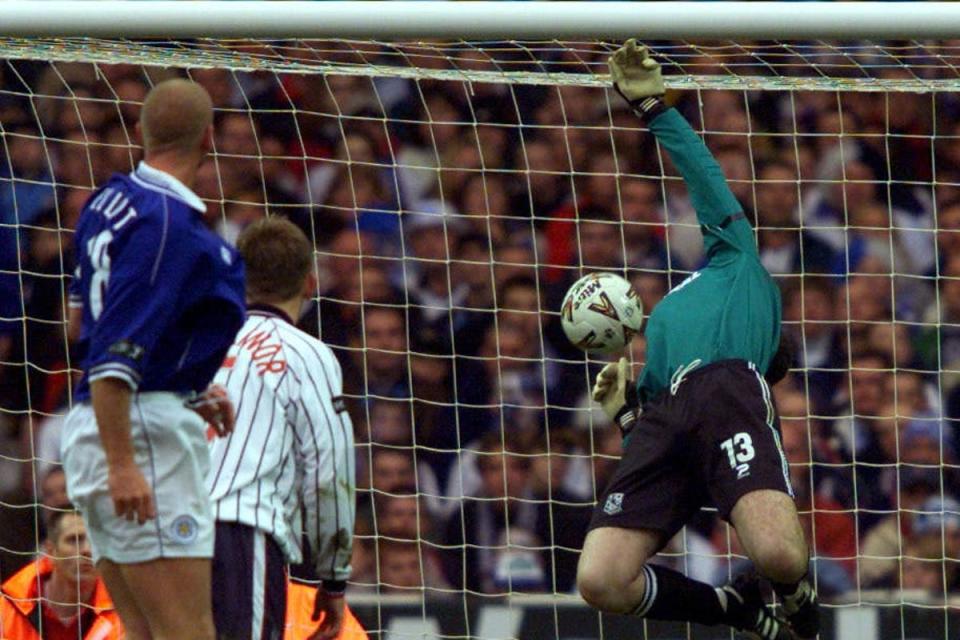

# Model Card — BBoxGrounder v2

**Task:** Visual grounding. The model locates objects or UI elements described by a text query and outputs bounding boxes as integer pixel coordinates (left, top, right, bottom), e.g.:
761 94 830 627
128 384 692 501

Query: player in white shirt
206 217 355 640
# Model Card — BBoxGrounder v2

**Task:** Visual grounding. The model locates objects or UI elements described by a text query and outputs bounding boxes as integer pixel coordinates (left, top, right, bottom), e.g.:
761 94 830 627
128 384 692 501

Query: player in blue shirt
62 79 245 640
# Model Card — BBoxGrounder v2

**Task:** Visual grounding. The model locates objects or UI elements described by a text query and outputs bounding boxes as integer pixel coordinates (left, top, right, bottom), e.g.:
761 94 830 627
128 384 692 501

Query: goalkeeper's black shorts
588 359 794 541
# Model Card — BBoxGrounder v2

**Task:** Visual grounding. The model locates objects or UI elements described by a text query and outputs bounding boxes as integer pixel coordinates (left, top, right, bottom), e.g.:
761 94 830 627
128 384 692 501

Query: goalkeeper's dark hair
765 328 796 386
237 216 313 304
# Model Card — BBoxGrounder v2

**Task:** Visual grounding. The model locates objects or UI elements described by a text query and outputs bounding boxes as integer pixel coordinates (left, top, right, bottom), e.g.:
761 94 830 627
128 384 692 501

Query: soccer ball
560 273 643 354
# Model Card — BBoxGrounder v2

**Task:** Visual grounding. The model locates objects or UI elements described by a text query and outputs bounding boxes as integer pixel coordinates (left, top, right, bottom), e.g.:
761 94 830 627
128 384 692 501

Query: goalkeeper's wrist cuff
630 96 668 123
614 380 641 435
614 406 641 435
322 579 347 597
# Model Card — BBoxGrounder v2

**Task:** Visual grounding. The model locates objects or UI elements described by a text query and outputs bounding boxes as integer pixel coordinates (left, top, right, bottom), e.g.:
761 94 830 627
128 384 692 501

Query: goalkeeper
577 41 818 640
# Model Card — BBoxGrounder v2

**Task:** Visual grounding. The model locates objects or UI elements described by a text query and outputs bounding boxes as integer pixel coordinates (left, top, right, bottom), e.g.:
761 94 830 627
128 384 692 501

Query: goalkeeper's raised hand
609 38 664 106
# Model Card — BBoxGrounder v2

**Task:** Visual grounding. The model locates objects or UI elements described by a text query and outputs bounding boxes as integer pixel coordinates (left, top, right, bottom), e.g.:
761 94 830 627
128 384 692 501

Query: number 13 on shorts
720 432 755 480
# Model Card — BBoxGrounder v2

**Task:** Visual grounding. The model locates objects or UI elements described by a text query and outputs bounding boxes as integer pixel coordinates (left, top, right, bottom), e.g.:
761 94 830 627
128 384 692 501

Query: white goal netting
0 37 959 639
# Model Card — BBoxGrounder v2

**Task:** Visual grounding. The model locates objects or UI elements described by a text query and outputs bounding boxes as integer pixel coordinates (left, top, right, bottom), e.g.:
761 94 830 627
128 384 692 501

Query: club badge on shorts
170 515 199 544
603 492 624 515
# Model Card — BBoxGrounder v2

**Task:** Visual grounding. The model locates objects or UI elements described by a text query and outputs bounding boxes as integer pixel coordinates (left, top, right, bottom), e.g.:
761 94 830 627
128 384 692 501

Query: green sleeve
649 107 757 258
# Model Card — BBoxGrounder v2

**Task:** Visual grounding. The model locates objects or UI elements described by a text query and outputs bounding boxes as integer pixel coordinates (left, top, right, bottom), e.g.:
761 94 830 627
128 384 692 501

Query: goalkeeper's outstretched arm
609 40 756 257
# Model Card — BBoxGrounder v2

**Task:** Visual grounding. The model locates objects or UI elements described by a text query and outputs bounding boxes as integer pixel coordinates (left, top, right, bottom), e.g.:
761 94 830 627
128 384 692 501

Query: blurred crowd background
0 40 959 603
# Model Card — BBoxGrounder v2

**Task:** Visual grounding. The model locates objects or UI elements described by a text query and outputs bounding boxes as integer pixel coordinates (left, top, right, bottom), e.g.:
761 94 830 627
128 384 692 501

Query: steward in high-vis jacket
285 579 369 640
0 511 121 640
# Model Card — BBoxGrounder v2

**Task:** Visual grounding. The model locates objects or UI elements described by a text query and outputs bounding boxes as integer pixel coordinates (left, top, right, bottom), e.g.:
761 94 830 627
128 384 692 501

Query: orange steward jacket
0 557 121 640
285 581 369 640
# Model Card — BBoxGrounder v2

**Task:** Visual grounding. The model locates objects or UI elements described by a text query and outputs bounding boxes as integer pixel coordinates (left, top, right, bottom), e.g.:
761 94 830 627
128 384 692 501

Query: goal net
0 33 958 639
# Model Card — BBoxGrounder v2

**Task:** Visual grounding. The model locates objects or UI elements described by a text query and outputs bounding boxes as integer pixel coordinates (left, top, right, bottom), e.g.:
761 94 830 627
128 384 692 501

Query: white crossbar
0 1 958 40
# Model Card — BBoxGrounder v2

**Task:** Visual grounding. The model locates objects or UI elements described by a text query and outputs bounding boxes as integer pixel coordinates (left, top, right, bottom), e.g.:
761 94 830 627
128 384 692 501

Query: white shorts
62 392 214 563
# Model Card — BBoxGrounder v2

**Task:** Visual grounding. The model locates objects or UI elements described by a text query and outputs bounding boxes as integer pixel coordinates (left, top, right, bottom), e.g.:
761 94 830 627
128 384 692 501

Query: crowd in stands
1 42 959 604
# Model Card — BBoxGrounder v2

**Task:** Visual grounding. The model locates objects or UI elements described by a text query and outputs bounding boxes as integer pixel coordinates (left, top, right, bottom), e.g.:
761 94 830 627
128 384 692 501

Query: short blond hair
140 78 213 154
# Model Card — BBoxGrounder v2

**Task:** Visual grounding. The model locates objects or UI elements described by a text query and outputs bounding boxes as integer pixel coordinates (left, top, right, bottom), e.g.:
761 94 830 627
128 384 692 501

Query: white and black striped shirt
206 307 355 581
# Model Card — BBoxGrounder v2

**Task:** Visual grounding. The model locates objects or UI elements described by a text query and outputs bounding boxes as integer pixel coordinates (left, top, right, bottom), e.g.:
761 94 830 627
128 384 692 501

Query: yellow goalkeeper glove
608 38 665 105
592 358 640 433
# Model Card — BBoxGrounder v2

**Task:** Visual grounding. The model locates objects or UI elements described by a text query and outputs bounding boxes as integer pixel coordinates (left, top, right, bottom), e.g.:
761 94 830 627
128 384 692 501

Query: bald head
139 78 213 155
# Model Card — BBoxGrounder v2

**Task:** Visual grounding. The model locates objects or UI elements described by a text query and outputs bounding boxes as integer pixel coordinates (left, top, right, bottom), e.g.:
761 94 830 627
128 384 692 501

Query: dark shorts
212 522 287 640
589 359 793 541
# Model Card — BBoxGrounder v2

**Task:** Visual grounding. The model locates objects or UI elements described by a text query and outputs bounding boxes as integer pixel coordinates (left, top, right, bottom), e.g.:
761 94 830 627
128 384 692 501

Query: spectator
376 540 447 594
527 432 593 592
935 201 960 273
827 350 897 529
492 235 537 286
859 468 944 587
838 273 895 355
298 228 393 348
216 188 266 245
868 496 960 597
344 305 410 402
0 210 72 418
589 426 623 499
366 399 412 446
454 172 510 245
403 201 466 349
917 253 960 376
782 277 844 411
0 127 57 340
369 448 417 497
756 161 833 277
443 432 543 594
450 232 496 356
311 131 400 243
619 179 668 271
113 77 147 128
456 314 575 441
803 160 879 255
780 403 858 585
374 490 449 589
899 536 958 598
0 509 122 639
868 322 917 371
39 466 71 521
513 136 566 220
396 92 464 207
215 113 264 190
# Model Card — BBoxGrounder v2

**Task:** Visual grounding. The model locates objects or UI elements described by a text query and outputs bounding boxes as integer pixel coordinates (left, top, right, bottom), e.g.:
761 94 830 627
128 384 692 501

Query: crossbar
0 2 958 40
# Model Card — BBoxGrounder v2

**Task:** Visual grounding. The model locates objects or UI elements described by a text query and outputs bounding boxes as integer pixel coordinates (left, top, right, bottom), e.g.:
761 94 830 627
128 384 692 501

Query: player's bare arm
90 378 156 525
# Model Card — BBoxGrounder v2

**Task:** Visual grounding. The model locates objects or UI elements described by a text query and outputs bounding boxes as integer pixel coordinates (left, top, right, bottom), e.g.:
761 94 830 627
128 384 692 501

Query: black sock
628 564 726 626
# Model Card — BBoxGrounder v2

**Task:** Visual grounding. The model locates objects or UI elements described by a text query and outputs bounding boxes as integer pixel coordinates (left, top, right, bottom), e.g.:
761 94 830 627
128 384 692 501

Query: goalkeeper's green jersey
636 108 781 405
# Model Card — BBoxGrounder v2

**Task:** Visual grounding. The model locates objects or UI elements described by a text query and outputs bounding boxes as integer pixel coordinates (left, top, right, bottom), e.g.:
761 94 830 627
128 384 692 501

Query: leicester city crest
603 492 624 515
170 515 199 544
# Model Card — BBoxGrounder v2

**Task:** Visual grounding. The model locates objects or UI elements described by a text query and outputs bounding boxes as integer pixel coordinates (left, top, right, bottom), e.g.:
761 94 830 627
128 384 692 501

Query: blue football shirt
71 162 245 402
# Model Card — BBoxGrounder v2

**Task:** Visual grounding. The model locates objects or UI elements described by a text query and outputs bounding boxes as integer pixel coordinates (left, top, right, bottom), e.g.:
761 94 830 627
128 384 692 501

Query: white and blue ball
560 273 643 354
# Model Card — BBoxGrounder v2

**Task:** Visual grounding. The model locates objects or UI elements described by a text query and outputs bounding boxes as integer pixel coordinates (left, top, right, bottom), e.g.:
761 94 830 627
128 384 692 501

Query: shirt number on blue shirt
86 229 113 320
